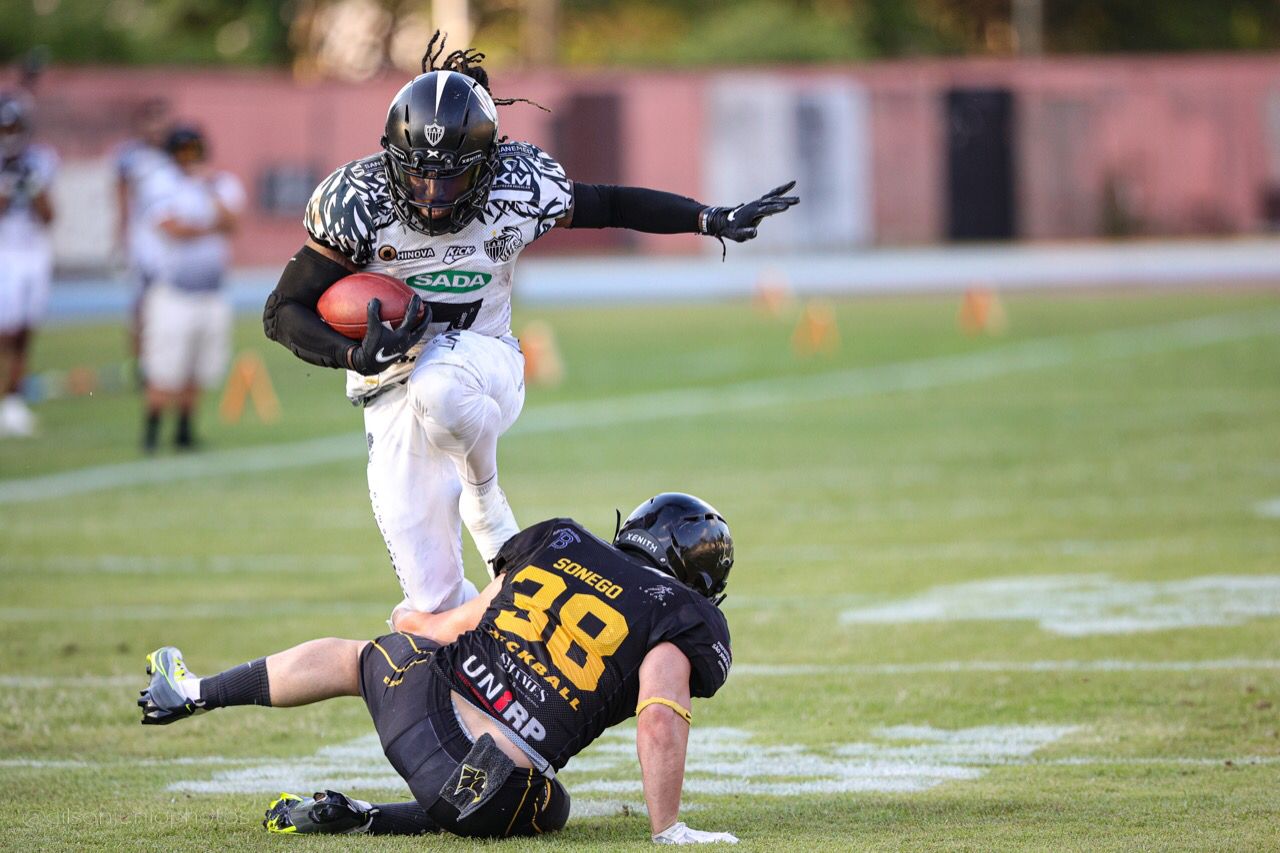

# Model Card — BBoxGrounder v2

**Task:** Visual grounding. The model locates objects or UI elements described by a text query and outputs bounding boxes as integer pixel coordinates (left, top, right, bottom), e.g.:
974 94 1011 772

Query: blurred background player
114 98 175 379
137 124 245 452
264 33 797 616
0 92 56 438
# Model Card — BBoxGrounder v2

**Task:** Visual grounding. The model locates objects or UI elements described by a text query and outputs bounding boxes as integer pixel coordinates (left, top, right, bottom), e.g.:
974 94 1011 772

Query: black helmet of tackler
380 69 500 236
615 493 734 603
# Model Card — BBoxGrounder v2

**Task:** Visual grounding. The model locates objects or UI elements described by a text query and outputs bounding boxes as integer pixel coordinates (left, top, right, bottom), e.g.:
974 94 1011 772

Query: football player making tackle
263 33 797 618
140 494 738 845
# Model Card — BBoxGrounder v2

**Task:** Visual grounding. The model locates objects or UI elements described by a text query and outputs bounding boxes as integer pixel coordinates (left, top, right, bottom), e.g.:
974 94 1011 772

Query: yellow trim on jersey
636 697 692 725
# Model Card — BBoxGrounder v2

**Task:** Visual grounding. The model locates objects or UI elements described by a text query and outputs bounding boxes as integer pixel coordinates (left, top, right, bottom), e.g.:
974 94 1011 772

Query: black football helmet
615 493 734 603
381 70 499 236
0 92 31 160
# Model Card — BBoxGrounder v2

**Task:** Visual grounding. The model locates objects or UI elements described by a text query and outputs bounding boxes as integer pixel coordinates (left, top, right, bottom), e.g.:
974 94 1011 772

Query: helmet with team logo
615 493 734 603
0 92 31 160
381 70 499 236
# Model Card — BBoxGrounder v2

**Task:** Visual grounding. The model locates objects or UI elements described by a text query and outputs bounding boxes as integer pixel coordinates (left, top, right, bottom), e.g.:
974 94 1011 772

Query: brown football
317 272 423 340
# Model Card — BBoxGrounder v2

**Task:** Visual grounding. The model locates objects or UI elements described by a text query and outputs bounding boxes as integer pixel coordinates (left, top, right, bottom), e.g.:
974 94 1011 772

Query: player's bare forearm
32 191 53 224
638 704 690 833
391 576 504 645
636 642 695 834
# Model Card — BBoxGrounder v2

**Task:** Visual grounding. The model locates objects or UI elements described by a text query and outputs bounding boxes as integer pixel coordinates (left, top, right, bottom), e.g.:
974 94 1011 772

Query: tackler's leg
364 381 477 613
408 332 526 572
139 638 366 724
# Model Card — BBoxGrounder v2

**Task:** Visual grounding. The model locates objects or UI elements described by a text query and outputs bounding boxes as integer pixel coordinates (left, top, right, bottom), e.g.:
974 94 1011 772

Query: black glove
700 181 799 242
346 295 432 376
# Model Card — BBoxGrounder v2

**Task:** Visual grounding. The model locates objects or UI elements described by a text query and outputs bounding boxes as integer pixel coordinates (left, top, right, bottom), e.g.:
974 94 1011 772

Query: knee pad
410 365 501 454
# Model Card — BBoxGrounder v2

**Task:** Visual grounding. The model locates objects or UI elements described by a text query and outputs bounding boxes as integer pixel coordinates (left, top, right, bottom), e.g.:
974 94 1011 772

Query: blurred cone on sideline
521 320 565 387
753 266 794 317
958 285 1007 335
219 351 281 424
792 300 840 357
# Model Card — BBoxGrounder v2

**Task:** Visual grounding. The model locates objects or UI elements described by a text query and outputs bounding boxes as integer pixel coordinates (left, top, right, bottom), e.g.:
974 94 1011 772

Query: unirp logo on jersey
405 270 492 293
460 655 547 741
484 226 524 262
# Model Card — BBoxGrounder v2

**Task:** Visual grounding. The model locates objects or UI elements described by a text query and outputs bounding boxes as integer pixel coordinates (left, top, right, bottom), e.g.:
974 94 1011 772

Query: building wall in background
28 55 1280 270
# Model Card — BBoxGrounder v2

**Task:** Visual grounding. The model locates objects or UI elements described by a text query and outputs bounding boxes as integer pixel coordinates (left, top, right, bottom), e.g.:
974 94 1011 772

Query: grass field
2 288 1279 851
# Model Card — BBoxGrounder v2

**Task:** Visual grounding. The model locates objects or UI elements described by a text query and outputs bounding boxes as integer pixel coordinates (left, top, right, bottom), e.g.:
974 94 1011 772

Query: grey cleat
138 646 205 725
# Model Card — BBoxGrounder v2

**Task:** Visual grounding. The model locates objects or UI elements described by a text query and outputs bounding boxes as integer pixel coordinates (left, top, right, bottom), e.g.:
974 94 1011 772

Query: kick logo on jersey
442 245 476 264
405 270 492 293
484 225 524 262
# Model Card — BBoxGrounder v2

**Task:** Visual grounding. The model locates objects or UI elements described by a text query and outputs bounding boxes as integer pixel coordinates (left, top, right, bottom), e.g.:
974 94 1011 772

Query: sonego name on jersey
433 518 732 771
304 141 572 402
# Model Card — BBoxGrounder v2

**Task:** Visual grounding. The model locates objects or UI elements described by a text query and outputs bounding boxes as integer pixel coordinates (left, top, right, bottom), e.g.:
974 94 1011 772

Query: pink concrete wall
29 55 1280 265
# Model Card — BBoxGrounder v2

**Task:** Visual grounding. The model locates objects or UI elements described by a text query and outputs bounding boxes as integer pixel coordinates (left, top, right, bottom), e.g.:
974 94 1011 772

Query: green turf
2 289 1278 851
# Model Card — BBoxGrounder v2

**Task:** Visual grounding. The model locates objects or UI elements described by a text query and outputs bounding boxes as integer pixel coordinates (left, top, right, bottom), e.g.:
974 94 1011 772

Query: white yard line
732 658 1280 676
2 308 1276 506
1256 498 1280 518
5 659 1275 690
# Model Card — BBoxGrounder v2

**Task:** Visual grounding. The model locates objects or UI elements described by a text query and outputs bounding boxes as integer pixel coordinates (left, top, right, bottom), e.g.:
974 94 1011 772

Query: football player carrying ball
263 33 796 617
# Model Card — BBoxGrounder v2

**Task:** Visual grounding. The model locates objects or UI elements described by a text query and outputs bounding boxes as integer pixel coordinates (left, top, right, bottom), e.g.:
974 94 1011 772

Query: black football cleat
138 646 206 725
263 790 374 834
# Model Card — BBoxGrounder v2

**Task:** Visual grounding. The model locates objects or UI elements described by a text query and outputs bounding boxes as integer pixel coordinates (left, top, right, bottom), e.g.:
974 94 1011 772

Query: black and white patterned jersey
433 518 733 772
303 141 573 401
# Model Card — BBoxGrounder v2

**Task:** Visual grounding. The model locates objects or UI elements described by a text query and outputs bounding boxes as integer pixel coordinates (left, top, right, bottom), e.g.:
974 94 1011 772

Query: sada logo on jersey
405 270 492 293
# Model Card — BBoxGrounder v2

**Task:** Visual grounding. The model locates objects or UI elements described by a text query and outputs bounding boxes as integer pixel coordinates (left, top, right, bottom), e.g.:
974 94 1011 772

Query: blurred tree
3 0 1280 70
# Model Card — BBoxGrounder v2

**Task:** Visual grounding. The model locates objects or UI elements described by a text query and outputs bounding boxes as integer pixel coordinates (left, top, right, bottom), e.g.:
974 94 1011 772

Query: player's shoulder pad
491 517 573 576
304 153 395 266
484 141 573 235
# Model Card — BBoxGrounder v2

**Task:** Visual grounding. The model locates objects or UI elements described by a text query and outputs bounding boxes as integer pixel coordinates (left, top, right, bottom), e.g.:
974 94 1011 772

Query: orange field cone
958 286 1007 336
791 300 840 357
520 320 565 388
219 351 281 424
753 267 794 318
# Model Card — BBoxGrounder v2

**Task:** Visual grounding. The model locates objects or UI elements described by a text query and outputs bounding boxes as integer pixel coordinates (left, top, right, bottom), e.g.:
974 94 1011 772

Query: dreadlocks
420 31 548 113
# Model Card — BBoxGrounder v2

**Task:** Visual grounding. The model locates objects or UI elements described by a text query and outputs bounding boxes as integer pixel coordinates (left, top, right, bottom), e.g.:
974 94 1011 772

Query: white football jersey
0 143 58 248
304 141 573 402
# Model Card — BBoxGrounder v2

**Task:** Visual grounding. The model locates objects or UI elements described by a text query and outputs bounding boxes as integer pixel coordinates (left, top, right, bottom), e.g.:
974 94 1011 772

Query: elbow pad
262 246 355 369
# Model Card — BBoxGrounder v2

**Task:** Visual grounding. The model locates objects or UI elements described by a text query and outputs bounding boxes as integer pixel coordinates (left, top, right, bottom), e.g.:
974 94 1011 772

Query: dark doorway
946 89 1016 240
549 92 627 252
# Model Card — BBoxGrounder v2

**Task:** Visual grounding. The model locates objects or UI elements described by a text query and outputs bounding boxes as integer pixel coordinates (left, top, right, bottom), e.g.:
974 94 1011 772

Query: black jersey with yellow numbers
432 518 732 771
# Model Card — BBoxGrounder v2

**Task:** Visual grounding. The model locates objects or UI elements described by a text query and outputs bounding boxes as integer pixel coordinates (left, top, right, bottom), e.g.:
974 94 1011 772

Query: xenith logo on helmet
485 225 524 262
424 121 445 146
405 270 492 293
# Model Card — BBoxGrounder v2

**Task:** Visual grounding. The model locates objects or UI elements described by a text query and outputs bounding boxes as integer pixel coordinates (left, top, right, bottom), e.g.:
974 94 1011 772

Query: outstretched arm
564 181 798 244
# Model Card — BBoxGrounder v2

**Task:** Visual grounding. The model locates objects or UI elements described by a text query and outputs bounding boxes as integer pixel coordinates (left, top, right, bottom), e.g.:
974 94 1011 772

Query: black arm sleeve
567 183 705 234
262 245 355 370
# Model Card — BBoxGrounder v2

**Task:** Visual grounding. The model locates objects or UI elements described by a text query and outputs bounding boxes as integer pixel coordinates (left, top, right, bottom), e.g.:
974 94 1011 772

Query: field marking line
1256 498 1280 518
5 659 1276 689
732 658 1280 676
0 600 390 623
2 307 1277 506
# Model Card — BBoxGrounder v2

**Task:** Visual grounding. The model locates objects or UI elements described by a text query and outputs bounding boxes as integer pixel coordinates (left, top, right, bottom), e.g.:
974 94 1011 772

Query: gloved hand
653 821 739 845
346 295 431 376
699 181 799 242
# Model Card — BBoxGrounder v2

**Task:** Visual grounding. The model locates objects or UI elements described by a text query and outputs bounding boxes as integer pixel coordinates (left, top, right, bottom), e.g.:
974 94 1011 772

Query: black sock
175 411 194 447
368 801 437 835
198 658 271 709
143 411 161 451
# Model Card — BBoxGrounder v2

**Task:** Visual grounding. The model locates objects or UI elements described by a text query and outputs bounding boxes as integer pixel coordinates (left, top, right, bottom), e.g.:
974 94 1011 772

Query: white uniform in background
115 140 177 285
0 143 57 335
138 169 246 392
305 140 573 613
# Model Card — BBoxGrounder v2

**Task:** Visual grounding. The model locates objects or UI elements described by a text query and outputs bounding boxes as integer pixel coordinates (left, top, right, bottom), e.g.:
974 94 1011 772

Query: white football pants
363 330 525 613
